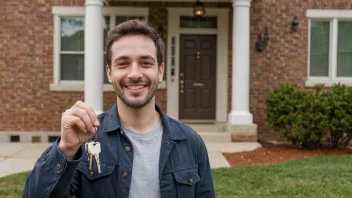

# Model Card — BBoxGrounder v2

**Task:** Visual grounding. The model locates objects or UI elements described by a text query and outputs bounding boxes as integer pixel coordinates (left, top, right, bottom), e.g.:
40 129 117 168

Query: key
88 152 93 172
88 141 101 173
94 152 101 173
85 142 93 171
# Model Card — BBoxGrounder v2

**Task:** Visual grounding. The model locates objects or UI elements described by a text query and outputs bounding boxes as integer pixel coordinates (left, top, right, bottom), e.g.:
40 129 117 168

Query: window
337 21 352 77
309 21 330 77
60 17 85 81
307 10 352 86
51 7 149 91
180 16 217 28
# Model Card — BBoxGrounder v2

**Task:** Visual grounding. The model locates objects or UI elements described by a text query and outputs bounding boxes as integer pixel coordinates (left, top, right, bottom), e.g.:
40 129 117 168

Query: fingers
72 101 100 126
62 115 91 134
64 108 96 133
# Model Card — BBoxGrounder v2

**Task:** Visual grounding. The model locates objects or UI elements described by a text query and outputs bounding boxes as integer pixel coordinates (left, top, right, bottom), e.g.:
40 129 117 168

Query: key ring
92 127 98 144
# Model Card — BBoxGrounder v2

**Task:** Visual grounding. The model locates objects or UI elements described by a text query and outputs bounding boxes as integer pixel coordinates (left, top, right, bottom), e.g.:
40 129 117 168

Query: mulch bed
223 142 352 167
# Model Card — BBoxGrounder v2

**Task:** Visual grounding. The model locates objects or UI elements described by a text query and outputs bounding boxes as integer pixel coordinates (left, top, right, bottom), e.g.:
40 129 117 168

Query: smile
126 85 146 90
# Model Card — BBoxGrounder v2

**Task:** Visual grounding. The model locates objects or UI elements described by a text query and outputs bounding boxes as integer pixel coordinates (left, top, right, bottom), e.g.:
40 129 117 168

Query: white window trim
306 9 352 87
51 6 167 92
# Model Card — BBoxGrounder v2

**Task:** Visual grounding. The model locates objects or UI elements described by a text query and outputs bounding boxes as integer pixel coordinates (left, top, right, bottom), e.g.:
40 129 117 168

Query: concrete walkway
0 142 261 178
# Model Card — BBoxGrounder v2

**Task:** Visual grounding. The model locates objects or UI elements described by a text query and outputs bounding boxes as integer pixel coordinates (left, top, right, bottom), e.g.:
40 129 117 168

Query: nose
127 61 143 80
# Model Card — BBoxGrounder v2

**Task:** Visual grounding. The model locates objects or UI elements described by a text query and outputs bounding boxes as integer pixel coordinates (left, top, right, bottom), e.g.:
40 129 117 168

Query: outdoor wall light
292 16 300 31
193 0 206 17
256 27 270 52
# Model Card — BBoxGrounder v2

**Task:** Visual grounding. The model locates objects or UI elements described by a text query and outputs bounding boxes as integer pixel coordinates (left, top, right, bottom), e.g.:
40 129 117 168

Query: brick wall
0 1 228 132
0 0 86 131
250 0 352 141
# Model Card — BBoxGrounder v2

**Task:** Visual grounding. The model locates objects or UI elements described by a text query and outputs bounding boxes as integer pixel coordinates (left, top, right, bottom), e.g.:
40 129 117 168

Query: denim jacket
22 104 215 198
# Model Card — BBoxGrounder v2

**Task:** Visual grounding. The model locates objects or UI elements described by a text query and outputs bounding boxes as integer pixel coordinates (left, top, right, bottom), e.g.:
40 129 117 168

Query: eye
141 61 152 66
117 62 129 67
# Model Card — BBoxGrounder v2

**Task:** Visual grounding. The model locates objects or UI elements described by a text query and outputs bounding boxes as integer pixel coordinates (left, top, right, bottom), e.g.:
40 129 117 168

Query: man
23 20 215 198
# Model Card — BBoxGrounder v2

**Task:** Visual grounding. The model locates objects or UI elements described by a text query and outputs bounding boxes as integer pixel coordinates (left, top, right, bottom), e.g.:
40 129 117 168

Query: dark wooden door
179 35 216 120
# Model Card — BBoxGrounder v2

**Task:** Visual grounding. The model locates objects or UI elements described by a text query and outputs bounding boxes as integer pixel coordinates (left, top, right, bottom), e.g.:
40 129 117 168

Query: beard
112 77 158 109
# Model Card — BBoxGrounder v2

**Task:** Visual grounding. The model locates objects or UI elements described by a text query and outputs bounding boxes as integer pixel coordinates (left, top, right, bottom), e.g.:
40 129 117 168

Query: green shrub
266 83 352 149
266 84 328 148
325 83 352 148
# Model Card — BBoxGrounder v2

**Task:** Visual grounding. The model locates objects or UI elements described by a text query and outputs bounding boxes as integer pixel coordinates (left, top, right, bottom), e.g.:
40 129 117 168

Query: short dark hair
105 20 164 67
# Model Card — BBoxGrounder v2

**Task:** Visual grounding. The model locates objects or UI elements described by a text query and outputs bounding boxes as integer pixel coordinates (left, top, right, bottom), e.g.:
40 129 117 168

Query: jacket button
56 164 61 170
90 171 94 176
125 147 131 152
189 178 193 184
122 172 128 178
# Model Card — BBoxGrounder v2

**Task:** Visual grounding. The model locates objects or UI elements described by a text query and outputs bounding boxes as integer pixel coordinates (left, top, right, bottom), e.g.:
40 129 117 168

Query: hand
58 101 100 159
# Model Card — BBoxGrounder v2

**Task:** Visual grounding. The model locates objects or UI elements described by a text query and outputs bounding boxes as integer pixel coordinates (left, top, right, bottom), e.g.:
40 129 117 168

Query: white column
229 0 253 124
85 0 104 114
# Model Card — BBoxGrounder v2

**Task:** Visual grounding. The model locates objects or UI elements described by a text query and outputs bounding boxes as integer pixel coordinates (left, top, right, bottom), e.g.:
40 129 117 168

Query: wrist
58 140 81 160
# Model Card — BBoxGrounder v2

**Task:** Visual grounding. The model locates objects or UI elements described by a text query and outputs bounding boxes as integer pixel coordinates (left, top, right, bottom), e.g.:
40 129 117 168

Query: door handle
196 51 200 59
180 80 184 93
193 82 204 87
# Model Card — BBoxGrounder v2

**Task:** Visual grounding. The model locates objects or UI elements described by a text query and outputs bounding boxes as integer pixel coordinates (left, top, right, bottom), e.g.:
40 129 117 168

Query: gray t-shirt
121 122 163 198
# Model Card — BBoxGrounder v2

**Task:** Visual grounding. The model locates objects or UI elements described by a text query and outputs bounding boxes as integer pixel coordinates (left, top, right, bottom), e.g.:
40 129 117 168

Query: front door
179 35 216 120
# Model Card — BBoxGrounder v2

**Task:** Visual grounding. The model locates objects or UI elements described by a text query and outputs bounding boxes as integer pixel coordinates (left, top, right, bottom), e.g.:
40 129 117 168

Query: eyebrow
113 56 129 64
113 55 156 64
139 55 156 62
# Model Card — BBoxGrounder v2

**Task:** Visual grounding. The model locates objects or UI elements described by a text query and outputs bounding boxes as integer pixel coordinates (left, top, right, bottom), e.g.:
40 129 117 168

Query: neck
117 98 160 133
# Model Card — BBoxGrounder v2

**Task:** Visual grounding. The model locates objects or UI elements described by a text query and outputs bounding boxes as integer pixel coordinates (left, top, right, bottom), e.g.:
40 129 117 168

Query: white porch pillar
228 0 257 141
85 0 104 114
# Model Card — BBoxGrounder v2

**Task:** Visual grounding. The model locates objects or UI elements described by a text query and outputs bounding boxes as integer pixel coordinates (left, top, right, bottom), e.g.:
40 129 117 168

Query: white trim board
52 6 149 16
306 9 352 19
166 8 229 122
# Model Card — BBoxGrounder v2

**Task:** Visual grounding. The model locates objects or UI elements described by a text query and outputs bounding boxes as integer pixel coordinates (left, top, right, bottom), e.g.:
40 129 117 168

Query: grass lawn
1 155 351 197
213 155 352 198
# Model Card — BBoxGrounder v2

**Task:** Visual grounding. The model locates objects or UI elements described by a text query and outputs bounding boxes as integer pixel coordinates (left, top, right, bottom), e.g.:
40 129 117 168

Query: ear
106 65 112 83
158 62 165 83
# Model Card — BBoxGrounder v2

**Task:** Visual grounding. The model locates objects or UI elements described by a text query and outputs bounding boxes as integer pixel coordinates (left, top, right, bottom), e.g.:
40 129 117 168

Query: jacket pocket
173 169 201 198
76 160 115 197
77 160 115 180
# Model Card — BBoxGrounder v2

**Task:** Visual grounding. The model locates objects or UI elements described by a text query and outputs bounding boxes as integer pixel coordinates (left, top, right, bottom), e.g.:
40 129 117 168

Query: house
1 0 352 143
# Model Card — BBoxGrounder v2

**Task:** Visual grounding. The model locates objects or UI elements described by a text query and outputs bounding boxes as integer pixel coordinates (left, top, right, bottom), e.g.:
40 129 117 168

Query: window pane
116 16 145 25
337 21 352 77
61 18 85 51
103 55 109 84
104 16 110 50
310 21 330 77
61 54 84 80
180 16 217 28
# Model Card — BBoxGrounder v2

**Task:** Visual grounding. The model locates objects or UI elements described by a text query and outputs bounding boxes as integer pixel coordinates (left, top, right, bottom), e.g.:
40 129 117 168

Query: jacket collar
101 104 186 141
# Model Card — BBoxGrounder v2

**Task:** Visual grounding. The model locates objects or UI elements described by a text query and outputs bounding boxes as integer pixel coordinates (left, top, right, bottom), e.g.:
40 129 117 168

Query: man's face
106 35 164 109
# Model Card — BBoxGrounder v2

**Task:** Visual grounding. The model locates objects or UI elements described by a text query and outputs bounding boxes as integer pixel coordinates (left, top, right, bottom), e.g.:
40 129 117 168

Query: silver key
94 153 101 173
88 141 101 173
85 142 94 172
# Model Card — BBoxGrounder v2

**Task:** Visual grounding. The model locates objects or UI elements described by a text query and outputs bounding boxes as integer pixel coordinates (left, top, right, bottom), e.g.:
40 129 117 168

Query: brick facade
1 0 351 141
249 0 352 141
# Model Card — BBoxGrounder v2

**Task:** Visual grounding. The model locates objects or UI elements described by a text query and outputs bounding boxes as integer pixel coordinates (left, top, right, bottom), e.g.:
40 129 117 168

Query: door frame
166 7 229 122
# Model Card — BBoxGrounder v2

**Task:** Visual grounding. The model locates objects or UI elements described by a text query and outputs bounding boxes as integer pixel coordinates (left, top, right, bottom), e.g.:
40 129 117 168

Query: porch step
183 124 230 143
197 132 232 143
185 123 227 133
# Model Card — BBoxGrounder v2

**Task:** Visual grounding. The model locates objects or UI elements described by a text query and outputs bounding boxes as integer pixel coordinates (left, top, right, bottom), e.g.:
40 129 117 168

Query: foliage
325 84 352 148
266 83 352 149
266 84 328 148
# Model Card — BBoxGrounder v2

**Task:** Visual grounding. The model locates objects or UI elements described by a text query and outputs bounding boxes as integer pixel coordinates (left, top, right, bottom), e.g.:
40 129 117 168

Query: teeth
127 86 144 90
